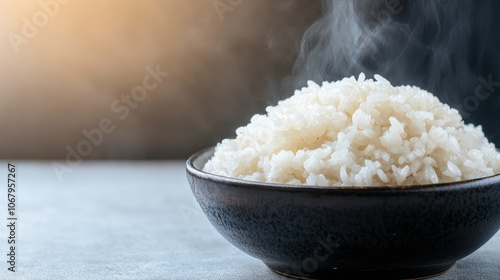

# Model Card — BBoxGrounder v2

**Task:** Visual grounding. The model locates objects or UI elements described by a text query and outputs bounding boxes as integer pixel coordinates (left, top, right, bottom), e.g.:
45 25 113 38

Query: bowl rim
187 146 500 192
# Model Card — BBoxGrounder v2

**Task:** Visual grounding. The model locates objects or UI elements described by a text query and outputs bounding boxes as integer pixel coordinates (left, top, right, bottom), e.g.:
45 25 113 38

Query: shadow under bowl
186 147 500 279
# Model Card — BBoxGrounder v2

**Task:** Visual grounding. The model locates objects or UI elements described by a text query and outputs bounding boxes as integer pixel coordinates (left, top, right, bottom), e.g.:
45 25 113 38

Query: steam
291 0 472 105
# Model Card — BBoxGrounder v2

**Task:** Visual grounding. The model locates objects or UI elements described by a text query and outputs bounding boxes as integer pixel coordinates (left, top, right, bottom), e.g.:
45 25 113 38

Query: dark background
0 0 498 160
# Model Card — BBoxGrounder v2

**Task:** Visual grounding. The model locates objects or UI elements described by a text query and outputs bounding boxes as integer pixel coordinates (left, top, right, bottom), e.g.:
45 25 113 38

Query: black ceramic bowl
186 147 500 279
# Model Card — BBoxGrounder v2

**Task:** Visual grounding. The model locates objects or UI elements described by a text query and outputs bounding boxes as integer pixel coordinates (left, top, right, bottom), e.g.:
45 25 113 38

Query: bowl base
265 262 454 280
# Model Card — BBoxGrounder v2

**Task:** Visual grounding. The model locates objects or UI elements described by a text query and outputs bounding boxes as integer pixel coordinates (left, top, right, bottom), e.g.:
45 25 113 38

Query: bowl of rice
186 74 500 279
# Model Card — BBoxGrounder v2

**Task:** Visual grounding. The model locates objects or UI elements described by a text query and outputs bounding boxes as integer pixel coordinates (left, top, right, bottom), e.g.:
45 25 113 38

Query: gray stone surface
1 161 499 279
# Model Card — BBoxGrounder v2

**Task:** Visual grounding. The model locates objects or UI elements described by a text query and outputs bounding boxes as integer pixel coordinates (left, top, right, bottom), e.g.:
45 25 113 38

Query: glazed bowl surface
186 147 500 279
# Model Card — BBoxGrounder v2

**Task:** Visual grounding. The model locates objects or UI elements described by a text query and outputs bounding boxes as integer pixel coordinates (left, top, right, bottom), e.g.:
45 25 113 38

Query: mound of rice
204 74 500 186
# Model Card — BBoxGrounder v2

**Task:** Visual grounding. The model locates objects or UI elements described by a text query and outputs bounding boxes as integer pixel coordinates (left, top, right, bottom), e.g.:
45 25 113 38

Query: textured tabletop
1 161 499 280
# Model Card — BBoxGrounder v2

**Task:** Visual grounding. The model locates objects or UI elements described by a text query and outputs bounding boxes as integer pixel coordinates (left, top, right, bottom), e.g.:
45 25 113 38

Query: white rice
204 74 500 187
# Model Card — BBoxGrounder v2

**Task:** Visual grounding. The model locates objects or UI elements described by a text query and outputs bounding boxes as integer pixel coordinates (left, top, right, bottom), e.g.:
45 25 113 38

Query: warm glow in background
0 1 320 159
